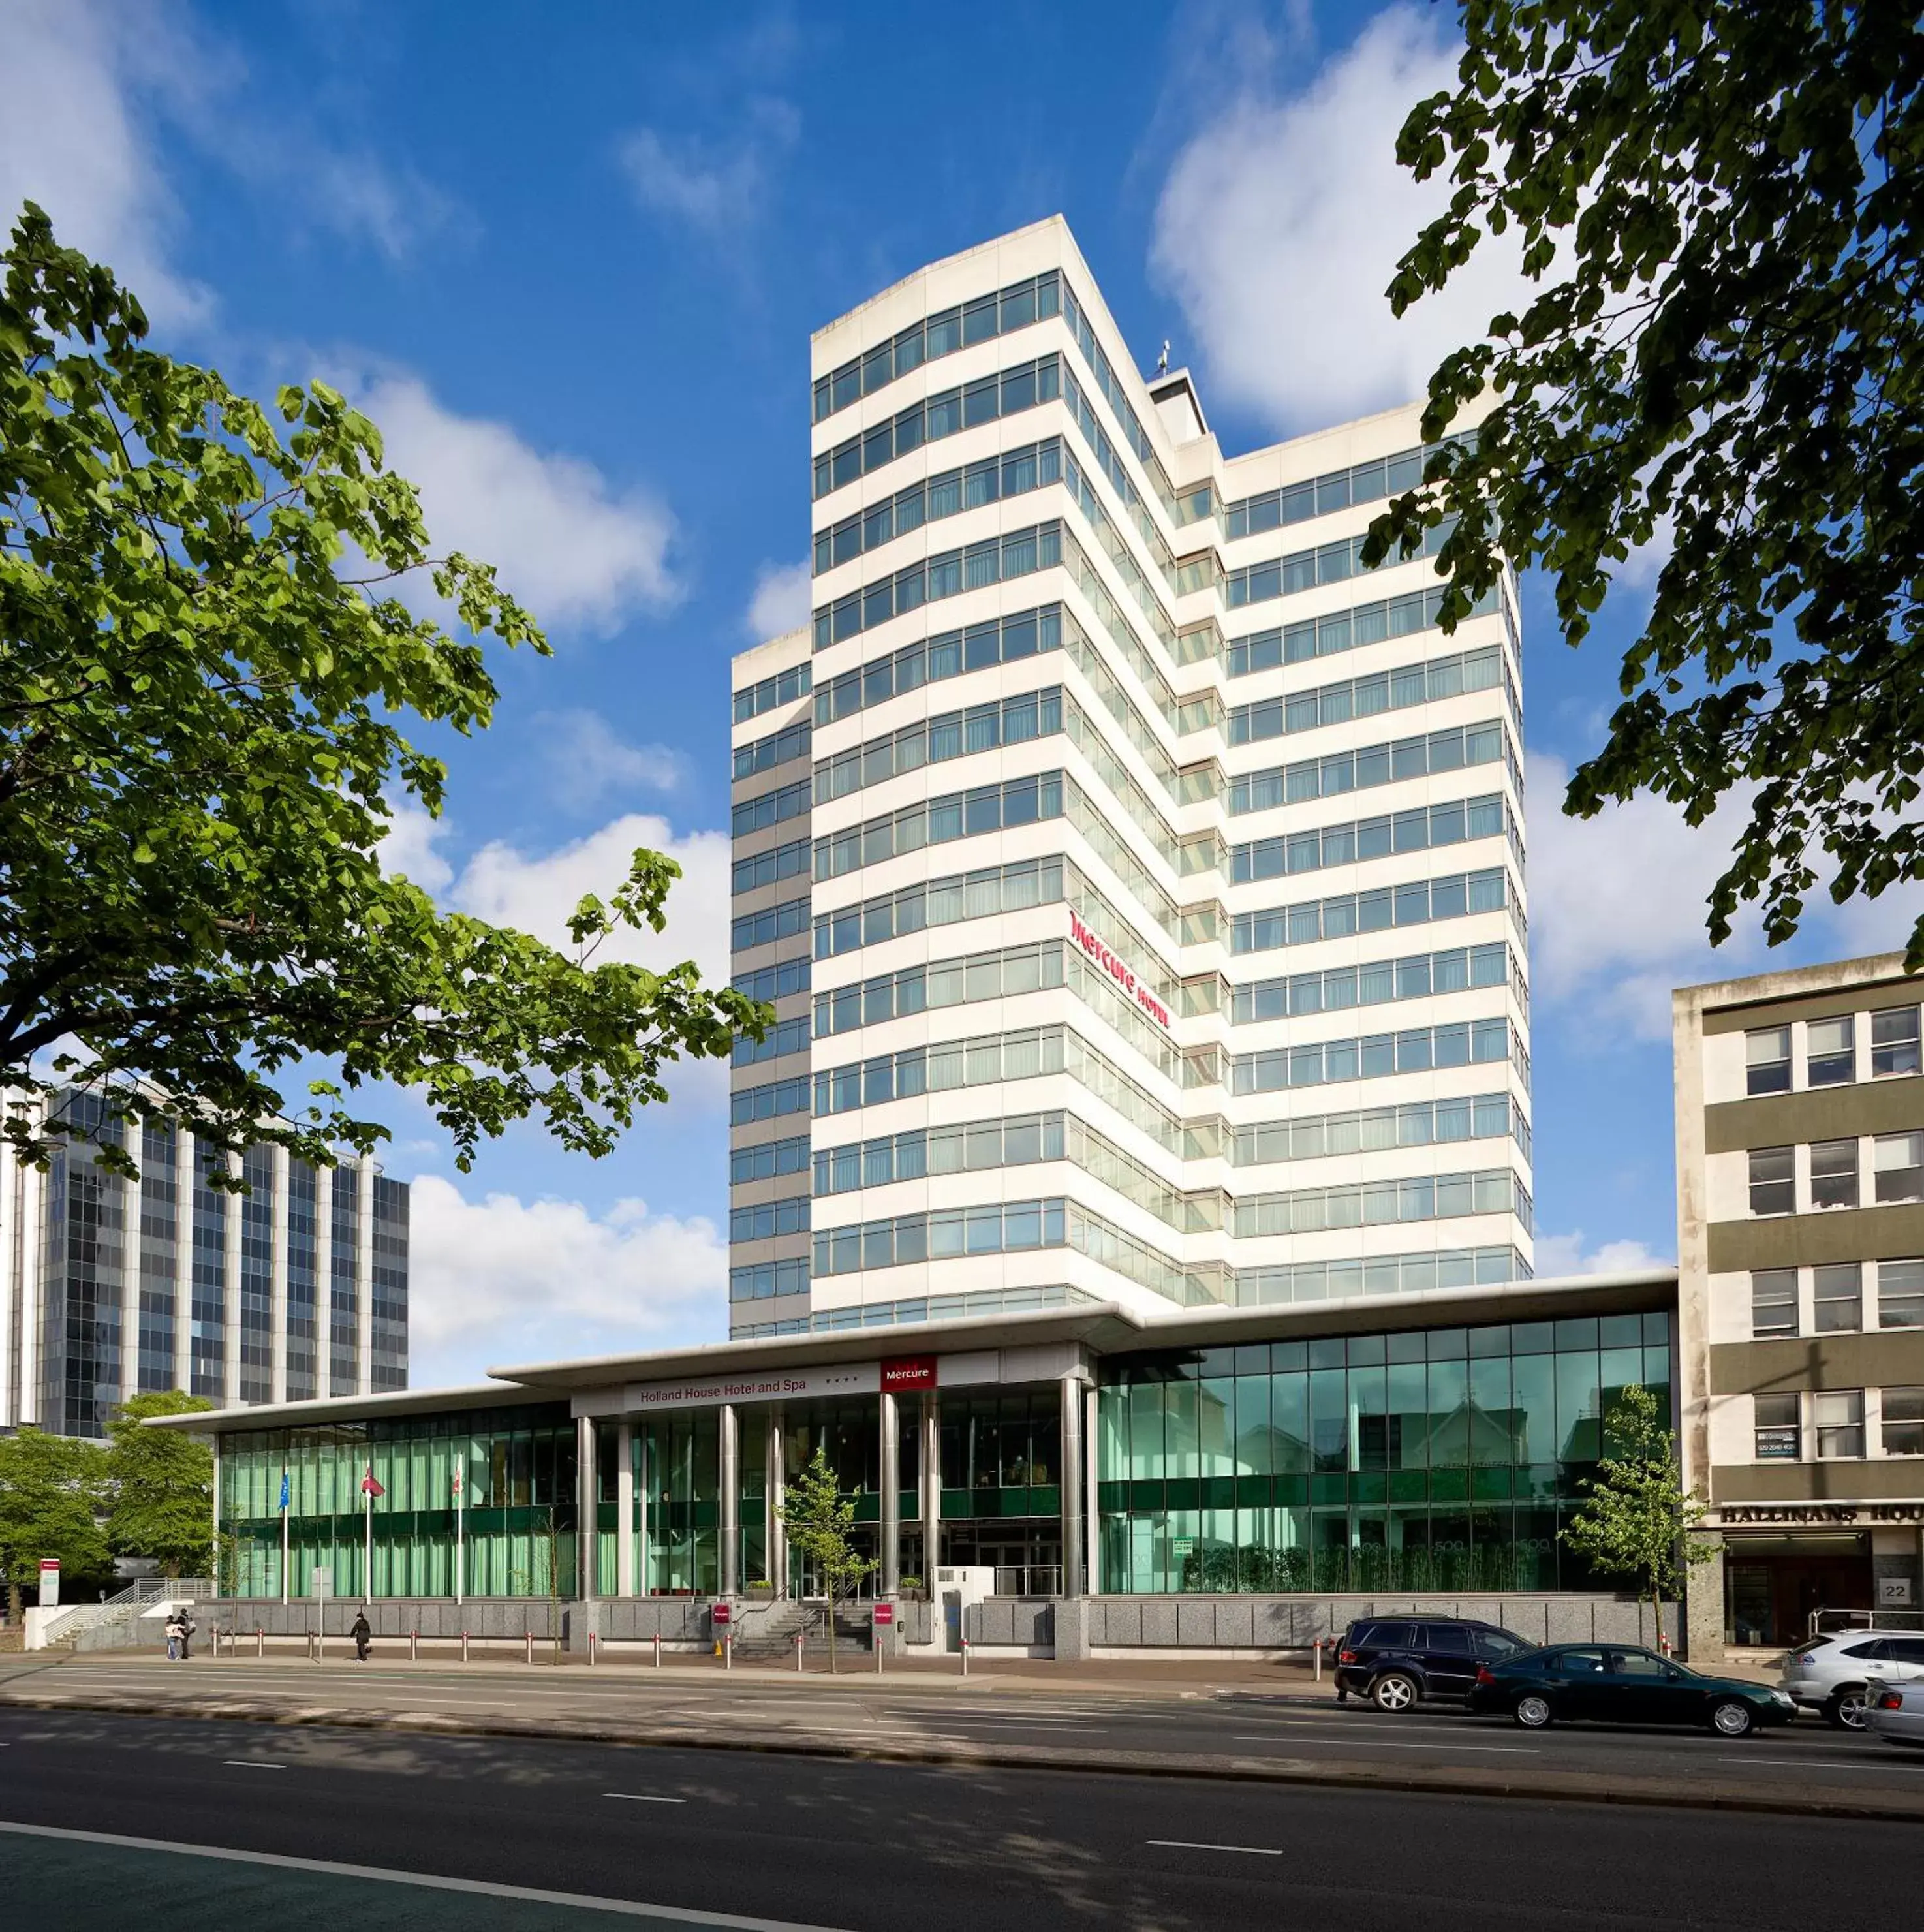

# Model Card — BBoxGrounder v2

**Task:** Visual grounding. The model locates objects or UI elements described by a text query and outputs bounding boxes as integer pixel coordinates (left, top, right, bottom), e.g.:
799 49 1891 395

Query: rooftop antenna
1156 339 1170 375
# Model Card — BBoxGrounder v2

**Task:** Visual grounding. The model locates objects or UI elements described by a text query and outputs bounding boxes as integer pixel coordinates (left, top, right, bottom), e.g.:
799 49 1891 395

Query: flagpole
281 1469 290 1607
364 1474 373 1606
454 1459 465 1606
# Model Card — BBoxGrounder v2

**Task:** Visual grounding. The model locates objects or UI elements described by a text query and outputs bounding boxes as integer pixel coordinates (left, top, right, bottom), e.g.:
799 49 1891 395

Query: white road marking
1148 1839 1282 1857
221 1760 286 1770
606 1793 687 1804
1718 1756 1911 1773
0 1820 841 1927
1230 1734 1538 1754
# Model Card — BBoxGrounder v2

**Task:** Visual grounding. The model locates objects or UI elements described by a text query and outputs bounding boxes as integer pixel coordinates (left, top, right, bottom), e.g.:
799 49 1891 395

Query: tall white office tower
728 217 1531 1339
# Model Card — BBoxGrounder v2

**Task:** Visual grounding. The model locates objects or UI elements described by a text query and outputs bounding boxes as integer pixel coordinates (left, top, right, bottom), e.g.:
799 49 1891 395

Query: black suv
1335 1617 1534 1711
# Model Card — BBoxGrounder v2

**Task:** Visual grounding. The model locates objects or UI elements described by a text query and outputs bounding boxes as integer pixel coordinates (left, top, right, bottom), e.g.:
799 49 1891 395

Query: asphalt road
1 1705 1921 1930
6 1654 1923 1802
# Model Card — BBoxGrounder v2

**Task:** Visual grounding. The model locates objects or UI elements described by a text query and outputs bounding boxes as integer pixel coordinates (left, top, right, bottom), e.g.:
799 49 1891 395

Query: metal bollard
410 1629 418 1663
461 1630 469 1664
724 1632 732 1673
795 1630 804 1674
960 1634 969 1678
1314 1638 1322 1683
256 1627 264 1659
653 1630 662 1670
525 1630 534 1666
589 1632 597 1668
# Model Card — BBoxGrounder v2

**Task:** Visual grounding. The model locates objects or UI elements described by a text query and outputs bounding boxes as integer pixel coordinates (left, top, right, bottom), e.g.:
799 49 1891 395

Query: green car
1467 1643 1797 1737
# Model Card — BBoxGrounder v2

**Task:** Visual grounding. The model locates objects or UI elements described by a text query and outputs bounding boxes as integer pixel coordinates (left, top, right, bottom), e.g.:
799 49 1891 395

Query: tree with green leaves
1369 2 1924 963
1561 1383 1713 1613
103 1391 213 1578
0 202 764 1180
0 1427 110 1622
776 1446 876 1674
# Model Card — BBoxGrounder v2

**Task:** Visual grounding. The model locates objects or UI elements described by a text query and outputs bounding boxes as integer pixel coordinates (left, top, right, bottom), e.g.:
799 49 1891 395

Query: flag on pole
361 1465 385 1498
451 1465 462 1499
279 1471 290 1512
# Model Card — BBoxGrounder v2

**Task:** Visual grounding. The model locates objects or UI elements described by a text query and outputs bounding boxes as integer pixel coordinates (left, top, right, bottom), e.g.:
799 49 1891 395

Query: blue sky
3 0 1910 1380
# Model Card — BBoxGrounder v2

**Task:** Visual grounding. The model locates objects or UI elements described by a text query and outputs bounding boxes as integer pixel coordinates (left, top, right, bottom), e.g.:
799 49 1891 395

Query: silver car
1777 1630 1924 1728
1865 1676 1924 1749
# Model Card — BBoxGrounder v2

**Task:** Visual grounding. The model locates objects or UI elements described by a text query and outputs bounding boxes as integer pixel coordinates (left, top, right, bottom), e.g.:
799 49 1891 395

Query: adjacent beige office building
1675 955 1924 1655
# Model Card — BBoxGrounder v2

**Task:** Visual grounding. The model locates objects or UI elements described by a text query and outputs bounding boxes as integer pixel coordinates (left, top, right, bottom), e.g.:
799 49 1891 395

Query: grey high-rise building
0 1083 408 1437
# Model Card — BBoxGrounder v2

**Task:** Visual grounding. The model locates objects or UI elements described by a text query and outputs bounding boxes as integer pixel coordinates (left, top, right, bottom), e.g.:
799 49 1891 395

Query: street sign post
873 1598 893 1674
37 1559 58 1610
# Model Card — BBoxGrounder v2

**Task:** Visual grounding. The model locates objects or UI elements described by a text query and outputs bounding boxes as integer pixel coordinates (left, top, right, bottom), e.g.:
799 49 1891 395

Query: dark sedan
1467 1643 1797 1737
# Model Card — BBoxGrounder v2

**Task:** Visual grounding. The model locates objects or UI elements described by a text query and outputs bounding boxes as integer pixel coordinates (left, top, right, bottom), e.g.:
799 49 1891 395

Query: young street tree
1561 1383 1713 1615
104 1391 215 1579
1369 3 1924 964
0 1427 110 1621
775 1446 877 1673
0 204 765 1177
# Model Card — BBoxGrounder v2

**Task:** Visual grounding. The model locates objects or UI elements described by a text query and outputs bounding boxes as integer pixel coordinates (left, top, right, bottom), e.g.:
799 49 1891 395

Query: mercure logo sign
1068 911 1170 1029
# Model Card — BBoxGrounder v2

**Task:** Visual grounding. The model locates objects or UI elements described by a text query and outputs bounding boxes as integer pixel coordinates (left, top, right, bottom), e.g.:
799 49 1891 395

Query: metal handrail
1807 1603 1924 1636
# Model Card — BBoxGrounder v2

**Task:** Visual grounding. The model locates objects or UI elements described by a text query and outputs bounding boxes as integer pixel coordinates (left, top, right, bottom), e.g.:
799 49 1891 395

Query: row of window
1219 447 1431 537
1230 1017 1520 1097
732 715 810 783
1226 584 1490 679
812 354 1063 505
813 770 1063 884
729 1195 810 1243
730 955 810 1006
1231 794 1510 886
732 834 811 897
815 686 1061 806
732 660 810 725
730 1256 810 1302
815 603 1061 729
1234 1093 1523 1166
1227 645 1510 748
813 437 1063 576
733 893 810 955
812 270 1061 423
813 1023 1064 1118
815 520 1066 653
1754 1387 1924 1460
731 776 811 839
1230 864 1515 957
1232 1168 1527 1239
1233 940 1520 1025
730 1074 811 1127
1230 719 1512 817
1746 1134 1924 1215
731 1014 810 1068
1751 1260 1924 1337
815 1110 1069 1197
730 1133 810 1186
814 1196 1068 1275
1746 1008 1920 1093
814 938 1063 1040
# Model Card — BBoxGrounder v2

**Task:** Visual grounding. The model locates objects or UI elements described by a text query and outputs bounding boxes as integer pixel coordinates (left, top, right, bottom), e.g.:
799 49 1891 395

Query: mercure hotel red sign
1069 911 1171 1029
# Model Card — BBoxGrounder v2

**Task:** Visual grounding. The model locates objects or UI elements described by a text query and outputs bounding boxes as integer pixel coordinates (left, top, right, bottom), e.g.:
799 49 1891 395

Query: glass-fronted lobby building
176 1269 1678 1617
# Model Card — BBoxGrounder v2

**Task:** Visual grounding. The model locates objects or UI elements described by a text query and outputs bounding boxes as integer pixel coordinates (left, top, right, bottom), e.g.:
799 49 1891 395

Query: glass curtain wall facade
0 1084 405 1436
1098 1312 1672 1593
729 216 1532 1340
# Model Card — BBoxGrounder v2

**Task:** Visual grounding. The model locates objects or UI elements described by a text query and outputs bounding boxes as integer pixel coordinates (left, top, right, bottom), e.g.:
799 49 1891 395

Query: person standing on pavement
177 1609 194 1660
164 1612 181 1662
350 1609 372 1662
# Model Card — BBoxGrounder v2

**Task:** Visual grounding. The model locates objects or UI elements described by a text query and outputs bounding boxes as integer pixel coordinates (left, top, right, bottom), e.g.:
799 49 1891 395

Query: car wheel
1825 1689 1869 1731
1513 1693 1553 1730
1711 1700 1754 1738
1372 1672 1420 1713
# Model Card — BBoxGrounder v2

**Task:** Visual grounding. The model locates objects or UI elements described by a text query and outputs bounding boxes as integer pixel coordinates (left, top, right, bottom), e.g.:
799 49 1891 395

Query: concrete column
719 1402 739 1598
221 1150 241 1403
767 1407 787 1597
354 1155 375 1395
879 1390 900 1596
1059 1374 1084 1598
1685 1531 1726 1665
576 1413 597 1601
268 1145 290 1404
171 1128 193 1399
920 1394 941 1585
616 1418 635 1597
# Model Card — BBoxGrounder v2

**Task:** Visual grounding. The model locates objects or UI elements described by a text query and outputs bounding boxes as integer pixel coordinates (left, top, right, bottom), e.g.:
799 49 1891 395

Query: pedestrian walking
164 1612 181 1662
350 1609 371 1662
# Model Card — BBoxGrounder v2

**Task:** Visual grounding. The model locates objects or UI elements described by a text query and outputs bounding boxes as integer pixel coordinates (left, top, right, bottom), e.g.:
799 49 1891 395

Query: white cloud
1534 1230 1673 1278
377 802 455 895
405 1174 723 1384
1152 6 1528 433
533 711 687 810
745 558 812 640
617 99 799 236
342 369 679 632
0 0 212 328
451 813 731 988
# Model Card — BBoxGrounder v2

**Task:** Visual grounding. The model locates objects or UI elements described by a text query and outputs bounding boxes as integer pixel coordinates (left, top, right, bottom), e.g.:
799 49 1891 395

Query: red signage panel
873 1602 895 1626
711 1600 732 1624
880 1355 937 1392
